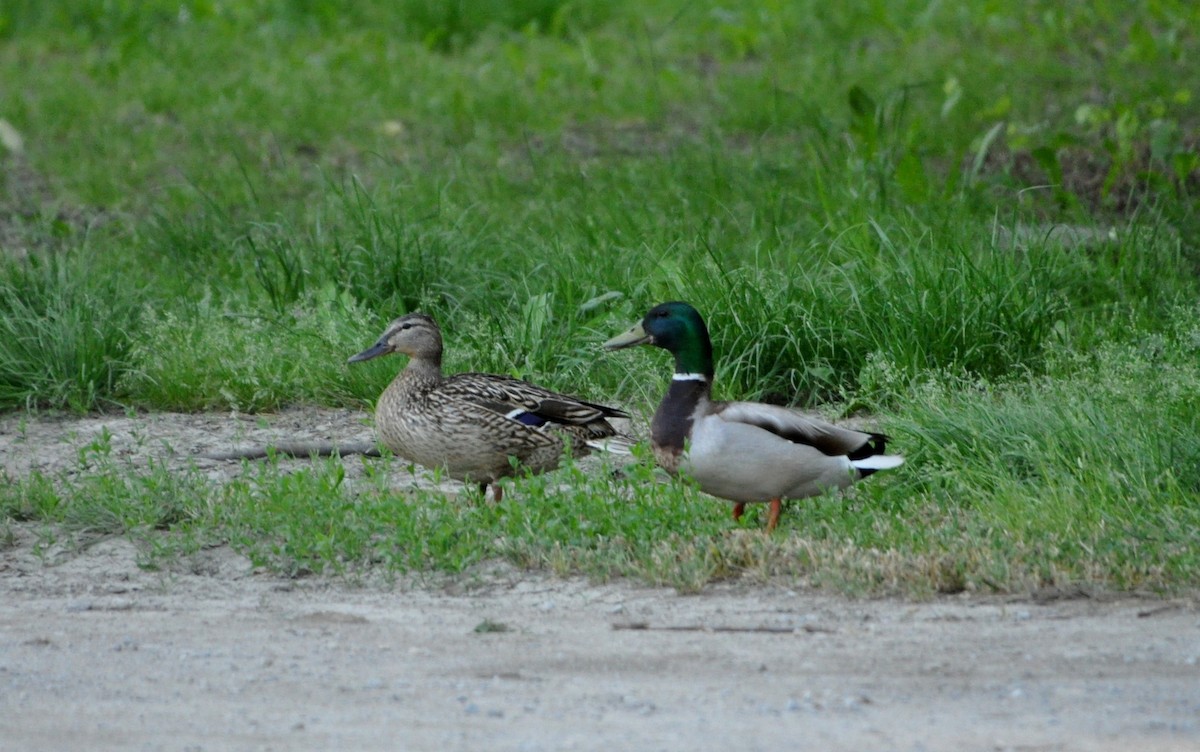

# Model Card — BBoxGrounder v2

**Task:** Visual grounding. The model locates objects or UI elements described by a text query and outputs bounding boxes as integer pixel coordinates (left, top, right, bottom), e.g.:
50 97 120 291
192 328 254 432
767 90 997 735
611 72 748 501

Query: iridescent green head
603 301 714 378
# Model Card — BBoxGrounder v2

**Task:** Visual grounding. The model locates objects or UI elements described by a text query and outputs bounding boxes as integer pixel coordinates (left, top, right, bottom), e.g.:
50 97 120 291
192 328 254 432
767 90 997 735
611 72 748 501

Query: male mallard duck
349 312 629 501
604 302 903 531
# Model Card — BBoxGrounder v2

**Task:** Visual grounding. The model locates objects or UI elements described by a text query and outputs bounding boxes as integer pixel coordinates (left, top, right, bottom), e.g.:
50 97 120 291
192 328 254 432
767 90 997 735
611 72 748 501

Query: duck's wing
713 401 890 459
443 373 628 431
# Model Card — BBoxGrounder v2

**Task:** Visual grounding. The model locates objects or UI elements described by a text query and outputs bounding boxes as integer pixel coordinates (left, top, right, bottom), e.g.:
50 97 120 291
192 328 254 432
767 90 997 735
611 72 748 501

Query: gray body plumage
663 394 885 503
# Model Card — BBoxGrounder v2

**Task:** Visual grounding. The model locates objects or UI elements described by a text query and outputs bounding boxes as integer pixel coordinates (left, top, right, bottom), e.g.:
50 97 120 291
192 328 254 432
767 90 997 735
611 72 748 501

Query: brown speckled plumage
349 313 627 499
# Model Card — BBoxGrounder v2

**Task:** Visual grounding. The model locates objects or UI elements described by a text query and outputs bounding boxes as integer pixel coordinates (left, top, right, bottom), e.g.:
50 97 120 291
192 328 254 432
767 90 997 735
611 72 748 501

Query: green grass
0 253 144 410
1 0 1198 593
5 325 1199 593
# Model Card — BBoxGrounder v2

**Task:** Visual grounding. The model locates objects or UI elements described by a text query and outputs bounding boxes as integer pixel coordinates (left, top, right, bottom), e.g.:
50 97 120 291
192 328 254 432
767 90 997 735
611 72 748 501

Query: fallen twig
612 622 833 634
1136 604 1183 618
200 442 381 461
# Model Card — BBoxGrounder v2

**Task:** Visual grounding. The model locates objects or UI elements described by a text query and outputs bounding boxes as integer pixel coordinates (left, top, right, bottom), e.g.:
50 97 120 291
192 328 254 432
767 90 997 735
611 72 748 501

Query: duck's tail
850 454 905 477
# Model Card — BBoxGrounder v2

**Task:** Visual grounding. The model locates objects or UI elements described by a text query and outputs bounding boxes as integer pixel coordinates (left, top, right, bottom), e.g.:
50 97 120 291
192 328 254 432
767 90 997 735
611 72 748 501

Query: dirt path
2 411 1199 751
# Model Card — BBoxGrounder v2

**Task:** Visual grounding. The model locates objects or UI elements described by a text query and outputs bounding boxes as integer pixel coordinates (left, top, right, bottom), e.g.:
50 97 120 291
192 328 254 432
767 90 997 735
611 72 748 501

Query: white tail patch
850 455 905 471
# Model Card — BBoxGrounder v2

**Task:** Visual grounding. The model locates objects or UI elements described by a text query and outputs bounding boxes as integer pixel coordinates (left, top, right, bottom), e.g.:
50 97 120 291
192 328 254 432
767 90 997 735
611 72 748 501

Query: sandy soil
2 411 1199 751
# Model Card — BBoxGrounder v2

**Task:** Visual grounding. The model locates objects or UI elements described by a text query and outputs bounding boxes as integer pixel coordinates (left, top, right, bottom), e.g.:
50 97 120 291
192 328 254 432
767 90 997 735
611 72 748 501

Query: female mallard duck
604 302 903 531
349 312 628 501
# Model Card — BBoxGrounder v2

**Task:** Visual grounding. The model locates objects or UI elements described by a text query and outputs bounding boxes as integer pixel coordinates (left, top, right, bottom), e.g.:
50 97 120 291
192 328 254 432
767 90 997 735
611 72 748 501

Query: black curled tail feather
847 432 890 461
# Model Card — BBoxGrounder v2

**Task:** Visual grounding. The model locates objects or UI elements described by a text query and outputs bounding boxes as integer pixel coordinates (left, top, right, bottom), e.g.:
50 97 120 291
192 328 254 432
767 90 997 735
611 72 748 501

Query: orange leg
732 502 745 522
765 498 782 532
491 484 504 504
